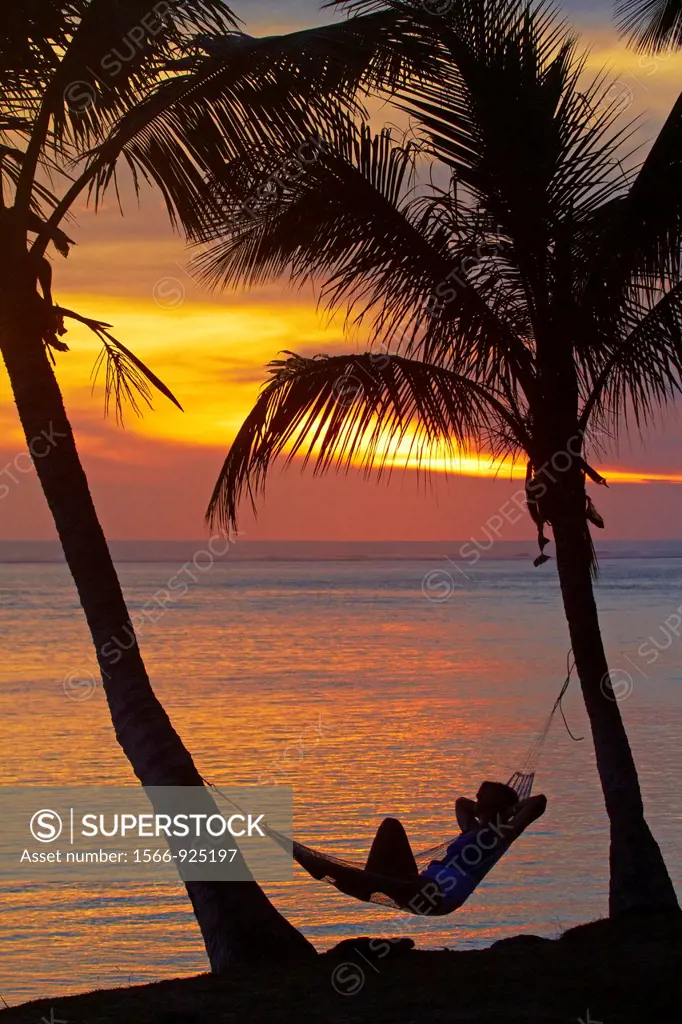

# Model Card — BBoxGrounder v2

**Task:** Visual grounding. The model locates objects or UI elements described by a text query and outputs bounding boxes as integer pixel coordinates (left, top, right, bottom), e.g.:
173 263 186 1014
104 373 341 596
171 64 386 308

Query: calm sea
1 541 681 1005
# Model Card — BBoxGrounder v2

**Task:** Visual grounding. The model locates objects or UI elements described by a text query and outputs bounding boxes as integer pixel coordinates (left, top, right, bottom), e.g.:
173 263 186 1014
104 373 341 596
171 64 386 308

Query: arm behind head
455 797 479 833
502 794 548 844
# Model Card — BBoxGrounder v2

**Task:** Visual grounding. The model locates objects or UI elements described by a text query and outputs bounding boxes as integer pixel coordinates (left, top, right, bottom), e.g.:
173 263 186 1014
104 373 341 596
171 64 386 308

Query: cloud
3 423 682 542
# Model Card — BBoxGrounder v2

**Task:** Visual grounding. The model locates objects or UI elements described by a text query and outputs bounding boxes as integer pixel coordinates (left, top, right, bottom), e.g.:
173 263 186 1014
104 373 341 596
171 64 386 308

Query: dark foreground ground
3 914 681 1024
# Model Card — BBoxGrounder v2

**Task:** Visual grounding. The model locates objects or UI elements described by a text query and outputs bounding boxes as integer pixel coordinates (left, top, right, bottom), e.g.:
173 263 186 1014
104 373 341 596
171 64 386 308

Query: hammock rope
205 654 582 916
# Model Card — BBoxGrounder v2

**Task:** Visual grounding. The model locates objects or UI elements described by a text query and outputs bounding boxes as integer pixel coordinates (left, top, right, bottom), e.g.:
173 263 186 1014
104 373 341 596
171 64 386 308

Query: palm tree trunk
0 300 315 968
552 510 679 916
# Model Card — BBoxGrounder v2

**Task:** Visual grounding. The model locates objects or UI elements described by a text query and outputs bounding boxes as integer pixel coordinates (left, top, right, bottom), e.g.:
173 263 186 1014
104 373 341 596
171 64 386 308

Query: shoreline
3 913 681 1023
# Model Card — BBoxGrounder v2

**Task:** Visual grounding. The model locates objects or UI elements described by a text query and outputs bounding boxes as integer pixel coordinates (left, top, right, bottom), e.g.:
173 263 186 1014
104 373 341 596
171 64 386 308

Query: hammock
209 657 580 917
260 768 537 916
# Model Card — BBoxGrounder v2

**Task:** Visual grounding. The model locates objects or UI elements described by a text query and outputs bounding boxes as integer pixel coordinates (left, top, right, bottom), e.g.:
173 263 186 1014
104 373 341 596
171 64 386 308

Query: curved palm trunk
0 294 315 969
552 511 679 916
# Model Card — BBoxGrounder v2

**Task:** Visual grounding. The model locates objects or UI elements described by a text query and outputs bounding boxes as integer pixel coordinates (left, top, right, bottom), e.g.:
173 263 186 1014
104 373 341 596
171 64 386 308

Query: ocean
1 540 681 1005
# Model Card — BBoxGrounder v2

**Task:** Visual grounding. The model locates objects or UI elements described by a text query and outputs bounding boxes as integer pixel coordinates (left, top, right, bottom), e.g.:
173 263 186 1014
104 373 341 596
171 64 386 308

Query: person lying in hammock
358 781 547 913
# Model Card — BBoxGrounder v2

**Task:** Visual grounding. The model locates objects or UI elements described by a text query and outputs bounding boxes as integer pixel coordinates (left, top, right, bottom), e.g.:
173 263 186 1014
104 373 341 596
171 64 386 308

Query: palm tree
616 0 682 49
0 0 435 969
199 0 682 917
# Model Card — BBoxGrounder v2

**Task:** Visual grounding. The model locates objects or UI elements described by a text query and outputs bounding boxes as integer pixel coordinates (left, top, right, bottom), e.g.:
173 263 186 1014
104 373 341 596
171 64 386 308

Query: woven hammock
262 768 536 916
210 659 579 917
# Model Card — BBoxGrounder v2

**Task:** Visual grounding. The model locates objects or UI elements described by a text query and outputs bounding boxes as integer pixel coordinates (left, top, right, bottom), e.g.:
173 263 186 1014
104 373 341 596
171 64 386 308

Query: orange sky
2 13 682 541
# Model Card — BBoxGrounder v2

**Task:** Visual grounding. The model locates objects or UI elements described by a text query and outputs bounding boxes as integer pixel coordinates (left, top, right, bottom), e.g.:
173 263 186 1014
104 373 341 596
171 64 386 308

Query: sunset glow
2 8 682 541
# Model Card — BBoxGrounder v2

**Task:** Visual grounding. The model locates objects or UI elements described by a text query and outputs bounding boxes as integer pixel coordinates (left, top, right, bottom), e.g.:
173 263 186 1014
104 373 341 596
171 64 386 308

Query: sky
2 0 682 542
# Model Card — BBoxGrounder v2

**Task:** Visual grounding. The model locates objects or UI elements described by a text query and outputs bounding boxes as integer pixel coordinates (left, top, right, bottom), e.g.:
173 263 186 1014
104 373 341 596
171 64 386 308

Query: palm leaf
40 0 234 149
616 0 682 51
193 121 534 394
13 0 236 217
56 306 183 423
206 350 523 532
29 8 437 246
0 1 81 99
390 2 642 307
581 90 682 313
579 281 682 432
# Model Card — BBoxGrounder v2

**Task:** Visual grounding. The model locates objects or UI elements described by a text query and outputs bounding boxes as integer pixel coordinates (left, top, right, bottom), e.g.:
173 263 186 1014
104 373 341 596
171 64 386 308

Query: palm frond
579 281 682 432
582 90 682 317
31 8 436 244
193 121 534 393
0 1 82 102
392 3 642 286
38 0 235 151
10 0 237 227
616 0 682 51
206 350 523 532
56 307 182 423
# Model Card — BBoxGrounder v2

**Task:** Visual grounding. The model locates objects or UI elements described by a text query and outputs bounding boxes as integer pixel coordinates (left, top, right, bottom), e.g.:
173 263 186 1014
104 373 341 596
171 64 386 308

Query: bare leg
365 817 418 878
